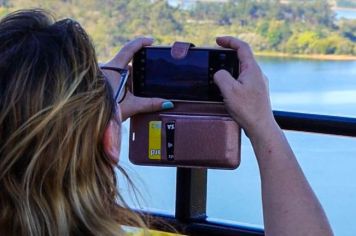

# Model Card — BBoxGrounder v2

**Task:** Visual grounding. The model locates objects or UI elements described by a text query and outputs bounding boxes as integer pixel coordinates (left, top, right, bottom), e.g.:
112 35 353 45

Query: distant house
167 0 229 9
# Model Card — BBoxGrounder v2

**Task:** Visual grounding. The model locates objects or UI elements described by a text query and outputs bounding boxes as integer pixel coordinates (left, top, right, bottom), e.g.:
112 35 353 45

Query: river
118 57 356 236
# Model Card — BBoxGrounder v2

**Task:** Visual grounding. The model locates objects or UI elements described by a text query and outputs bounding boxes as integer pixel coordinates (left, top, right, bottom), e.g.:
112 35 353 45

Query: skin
214 36 333 236
104 36 333 235
102 37 170 163
102 37 168 121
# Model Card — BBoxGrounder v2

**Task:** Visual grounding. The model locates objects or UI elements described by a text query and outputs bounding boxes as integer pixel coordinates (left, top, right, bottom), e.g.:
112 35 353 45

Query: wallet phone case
129 42 241 169
129 102 241 169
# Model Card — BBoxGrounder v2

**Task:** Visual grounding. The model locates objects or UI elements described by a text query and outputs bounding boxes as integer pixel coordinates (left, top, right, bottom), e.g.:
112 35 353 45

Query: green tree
1 0 355 58
338 19 356 42
266 20 292 49
286 31 320 54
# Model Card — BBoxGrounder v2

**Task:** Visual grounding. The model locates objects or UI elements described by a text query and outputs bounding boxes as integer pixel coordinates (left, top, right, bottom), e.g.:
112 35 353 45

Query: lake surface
336 9 356 19
118 57 356 236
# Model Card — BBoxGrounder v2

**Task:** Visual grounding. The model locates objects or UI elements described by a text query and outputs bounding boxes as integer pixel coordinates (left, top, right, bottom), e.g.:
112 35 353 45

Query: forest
0 0 355 60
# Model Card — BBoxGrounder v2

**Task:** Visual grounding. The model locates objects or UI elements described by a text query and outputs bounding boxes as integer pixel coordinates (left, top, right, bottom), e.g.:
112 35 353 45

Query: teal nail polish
161 101 174 110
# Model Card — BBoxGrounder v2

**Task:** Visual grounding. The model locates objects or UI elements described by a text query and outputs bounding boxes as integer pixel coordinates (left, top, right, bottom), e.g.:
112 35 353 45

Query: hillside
0 0 355 60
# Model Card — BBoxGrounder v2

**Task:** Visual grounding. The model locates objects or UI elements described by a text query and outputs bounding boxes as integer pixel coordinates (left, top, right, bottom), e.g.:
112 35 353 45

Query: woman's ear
103 119 121 163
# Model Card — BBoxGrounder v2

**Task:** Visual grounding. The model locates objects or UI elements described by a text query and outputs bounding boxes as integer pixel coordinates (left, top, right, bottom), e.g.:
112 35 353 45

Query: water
261 57 356 117
336 9 356 19
118 57 356 236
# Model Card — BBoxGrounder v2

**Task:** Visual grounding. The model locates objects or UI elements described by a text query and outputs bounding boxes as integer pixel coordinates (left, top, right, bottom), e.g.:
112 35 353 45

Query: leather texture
129 102 241 169
170 41 195 59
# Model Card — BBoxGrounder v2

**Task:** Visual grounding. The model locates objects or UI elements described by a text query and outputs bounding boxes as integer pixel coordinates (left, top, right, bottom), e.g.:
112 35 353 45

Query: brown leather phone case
129 102 241 169
129 42 241 169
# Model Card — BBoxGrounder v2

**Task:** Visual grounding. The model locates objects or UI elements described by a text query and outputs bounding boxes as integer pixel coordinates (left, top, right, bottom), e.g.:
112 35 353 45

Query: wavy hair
0 9 145 235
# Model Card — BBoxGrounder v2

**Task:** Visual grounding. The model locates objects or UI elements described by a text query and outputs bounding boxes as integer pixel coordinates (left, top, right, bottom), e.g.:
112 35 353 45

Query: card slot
129 112 241 169
160 115 240 169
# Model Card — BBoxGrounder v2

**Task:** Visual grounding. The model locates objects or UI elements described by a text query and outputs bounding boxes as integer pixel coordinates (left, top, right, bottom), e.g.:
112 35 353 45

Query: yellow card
148 121 161 160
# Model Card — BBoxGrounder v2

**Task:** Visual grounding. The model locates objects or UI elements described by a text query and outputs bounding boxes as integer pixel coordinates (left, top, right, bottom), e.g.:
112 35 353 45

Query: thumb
120 94 174 120
135 97 174 113
213 69 237 98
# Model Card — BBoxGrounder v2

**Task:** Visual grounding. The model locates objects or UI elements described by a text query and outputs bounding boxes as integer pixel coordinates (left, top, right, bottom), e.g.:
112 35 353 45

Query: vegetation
0 0 355 60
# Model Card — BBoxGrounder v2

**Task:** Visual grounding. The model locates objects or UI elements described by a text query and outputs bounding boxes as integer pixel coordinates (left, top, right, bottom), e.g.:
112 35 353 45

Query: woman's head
0 9 142 235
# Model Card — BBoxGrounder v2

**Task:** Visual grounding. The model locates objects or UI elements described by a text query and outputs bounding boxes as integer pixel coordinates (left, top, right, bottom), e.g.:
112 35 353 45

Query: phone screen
145 49 210 100
133 47 238 102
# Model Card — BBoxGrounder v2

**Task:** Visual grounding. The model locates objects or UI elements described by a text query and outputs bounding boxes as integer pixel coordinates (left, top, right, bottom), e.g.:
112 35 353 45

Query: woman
0 9 171 235
0 9 333 236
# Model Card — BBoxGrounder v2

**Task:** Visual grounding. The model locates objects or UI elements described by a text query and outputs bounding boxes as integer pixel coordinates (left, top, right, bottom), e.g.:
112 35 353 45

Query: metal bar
175 168 207 222
274 111 356 137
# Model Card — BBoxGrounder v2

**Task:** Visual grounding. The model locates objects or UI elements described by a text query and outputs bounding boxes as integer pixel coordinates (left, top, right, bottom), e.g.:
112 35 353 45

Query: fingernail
161 101 174 110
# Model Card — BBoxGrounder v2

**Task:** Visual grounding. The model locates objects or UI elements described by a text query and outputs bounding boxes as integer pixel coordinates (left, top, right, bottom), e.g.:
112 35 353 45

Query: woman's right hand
213 36 278 139
214 37 334 236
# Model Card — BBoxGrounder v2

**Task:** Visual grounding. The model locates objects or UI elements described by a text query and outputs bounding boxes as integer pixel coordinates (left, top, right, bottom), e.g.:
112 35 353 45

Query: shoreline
254 52 356 61
333 7 356 12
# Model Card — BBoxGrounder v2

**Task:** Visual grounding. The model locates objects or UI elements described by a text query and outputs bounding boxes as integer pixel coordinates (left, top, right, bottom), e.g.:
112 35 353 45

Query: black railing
135 111 356 236
274 111 356 137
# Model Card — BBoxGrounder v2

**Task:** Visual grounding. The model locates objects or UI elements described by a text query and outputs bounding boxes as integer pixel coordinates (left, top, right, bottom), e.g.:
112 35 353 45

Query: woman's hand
101 37 173 121
213 36 277 138
214 37 333 236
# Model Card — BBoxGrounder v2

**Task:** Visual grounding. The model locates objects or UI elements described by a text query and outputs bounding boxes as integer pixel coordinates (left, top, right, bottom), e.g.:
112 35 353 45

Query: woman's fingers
216 36 255 64
213 69 240 99
110 37 154 68
119 91 174 121
213 36 274 136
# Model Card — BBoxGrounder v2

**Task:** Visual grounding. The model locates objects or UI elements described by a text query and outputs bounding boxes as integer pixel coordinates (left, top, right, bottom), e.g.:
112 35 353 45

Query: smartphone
132 46 239 102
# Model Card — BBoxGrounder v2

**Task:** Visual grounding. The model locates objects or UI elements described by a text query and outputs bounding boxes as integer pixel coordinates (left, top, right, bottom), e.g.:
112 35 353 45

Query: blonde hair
0 9 145 235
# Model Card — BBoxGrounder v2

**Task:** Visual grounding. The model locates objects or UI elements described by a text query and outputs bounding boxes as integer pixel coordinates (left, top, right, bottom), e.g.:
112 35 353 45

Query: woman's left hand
101 37 174 121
